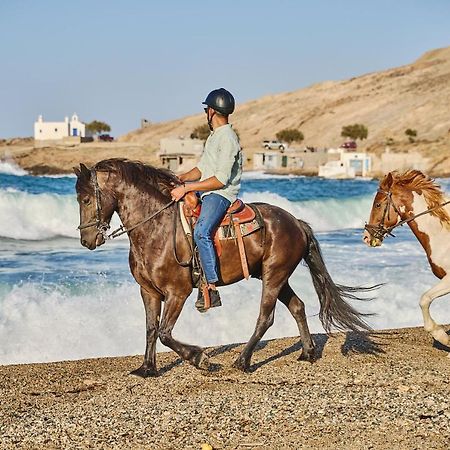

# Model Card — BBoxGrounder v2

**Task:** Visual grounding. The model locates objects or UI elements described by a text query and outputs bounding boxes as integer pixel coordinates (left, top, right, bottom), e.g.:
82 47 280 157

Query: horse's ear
385 172 394 189
80 163 91 177
73 166 81 178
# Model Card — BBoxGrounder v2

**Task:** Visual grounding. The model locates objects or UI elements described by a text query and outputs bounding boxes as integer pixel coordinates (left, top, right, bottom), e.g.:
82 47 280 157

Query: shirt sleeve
197 154 206 177
215 135 240 185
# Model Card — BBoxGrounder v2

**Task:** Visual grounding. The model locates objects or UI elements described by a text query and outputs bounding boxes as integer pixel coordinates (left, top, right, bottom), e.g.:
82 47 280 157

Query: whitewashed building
158 137 204 172
318 149 371 178
34 113 86 141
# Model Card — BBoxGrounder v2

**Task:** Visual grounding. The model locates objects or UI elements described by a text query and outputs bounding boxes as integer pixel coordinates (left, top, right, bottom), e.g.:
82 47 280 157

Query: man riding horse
170 88 242 312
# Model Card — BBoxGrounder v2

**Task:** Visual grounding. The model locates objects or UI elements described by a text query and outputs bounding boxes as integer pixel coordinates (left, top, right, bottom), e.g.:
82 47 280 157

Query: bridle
365 187 450 241
77 169 175 240
77 170 111 239
364 188 402 241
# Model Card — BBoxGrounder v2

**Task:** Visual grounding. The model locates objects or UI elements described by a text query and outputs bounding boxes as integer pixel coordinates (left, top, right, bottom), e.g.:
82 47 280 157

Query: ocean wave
241 171 303 180
0 239 446 365
242 191 373 232
0 189 374 240
0 191 80 239
0 160 27 176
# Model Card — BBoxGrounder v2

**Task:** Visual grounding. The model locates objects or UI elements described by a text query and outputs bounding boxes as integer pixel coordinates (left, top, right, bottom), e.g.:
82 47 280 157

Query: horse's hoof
298 348 317 363
193 352 210 370
232 358 250 373
130 366 158 378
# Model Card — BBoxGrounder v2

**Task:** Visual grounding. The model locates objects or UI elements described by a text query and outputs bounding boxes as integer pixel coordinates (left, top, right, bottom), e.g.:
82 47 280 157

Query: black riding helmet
202 88 235 115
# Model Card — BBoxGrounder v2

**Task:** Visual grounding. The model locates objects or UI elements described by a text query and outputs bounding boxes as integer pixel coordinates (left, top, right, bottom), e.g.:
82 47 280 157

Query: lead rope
385 199 450 235
366 197 450 240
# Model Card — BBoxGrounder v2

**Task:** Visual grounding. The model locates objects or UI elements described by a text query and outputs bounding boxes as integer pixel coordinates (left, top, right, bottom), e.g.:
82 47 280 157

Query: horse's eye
375 203 381 208
82 197 91 205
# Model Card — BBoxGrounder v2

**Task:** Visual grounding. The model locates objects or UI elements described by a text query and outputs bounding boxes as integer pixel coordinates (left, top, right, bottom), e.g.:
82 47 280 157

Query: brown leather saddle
182 192 256 226
182 192 260 281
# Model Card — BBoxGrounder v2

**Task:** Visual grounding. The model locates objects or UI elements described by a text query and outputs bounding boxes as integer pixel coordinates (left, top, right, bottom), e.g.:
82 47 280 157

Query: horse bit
364 188 450 241
77 169 174 240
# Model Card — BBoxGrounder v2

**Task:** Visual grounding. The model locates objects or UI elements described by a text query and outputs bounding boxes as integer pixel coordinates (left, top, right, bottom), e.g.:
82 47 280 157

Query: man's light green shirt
197 124 242 203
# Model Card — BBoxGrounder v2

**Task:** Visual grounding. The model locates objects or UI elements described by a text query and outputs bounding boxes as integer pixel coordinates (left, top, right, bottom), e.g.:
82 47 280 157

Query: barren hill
120 46 450 153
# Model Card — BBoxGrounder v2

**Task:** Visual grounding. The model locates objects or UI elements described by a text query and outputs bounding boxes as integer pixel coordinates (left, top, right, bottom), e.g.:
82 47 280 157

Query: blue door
72 128 78 136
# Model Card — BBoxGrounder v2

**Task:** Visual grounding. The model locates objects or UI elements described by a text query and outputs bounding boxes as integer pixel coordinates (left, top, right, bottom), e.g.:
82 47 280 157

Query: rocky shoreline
1 325 449 449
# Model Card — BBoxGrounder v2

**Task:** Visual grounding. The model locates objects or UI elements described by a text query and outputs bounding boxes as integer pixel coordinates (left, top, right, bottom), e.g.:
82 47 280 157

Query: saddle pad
217 219 262 240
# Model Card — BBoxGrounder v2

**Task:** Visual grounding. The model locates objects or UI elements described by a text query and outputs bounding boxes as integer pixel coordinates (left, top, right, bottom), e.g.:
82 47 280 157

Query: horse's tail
299 219 376 333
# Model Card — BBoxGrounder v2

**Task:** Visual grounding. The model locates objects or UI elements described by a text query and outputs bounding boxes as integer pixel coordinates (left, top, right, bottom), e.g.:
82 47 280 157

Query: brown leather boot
195 288 222 313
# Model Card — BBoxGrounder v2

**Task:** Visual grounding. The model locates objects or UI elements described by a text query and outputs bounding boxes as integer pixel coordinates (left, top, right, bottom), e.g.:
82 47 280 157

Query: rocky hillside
120 46 450 153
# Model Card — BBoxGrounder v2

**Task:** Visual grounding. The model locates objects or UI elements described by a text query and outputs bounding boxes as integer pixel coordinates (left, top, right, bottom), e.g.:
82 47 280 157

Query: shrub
405 128 417 143
341 124 368 141
275 128 304 144
86 120 111 135
190 124 210 141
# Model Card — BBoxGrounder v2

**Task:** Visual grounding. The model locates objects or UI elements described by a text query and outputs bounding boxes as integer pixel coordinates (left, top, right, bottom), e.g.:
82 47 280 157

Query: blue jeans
193 193 231 284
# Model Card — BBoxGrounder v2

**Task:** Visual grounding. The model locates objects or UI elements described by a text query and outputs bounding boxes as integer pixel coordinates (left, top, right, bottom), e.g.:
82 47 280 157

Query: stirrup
195 286 222 313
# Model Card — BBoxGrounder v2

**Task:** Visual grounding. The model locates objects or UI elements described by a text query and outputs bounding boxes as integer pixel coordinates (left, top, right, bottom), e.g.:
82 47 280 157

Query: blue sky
1 0 449 138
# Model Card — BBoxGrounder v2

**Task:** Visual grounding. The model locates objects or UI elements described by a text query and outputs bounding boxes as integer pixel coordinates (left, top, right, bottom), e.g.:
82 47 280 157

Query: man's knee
194 221 212 243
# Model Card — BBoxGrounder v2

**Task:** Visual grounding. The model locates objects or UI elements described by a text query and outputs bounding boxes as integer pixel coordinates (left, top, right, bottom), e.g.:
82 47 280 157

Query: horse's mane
91 158 179 198
382 169 450 227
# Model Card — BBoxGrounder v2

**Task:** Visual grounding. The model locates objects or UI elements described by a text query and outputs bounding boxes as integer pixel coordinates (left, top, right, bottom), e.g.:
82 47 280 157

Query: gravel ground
1 326 449 449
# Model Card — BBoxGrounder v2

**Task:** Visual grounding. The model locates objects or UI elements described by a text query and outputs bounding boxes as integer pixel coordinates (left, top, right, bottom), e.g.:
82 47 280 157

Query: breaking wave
0 160 27 176
0 189 373 240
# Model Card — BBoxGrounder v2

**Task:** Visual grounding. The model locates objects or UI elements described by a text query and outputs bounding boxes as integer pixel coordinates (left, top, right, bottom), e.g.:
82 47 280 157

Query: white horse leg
419 275 450 347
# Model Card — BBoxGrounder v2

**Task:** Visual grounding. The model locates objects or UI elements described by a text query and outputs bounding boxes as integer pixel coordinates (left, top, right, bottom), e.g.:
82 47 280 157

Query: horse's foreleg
130 286 162 378
233 278 284 372
278 282 315 362
158 294 210 370
419 275 450 348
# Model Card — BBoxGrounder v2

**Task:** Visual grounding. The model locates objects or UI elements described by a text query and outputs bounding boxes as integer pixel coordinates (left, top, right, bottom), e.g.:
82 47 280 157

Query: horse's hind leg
419 275 450 348
131 286 162 378
233 276 286 372
158 293 210 370
278 282 315 362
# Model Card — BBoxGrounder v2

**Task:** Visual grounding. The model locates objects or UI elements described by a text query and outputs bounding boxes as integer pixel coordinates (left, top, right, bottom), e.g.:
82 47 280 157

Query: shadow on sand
249 331 385 372
157 331 387 375
432 329 450 353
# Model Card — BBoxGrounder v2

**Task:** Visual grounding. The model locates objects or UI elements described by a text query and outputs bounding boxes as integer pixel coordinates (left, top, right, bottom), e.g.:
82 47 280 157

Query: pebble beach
1 326 449 449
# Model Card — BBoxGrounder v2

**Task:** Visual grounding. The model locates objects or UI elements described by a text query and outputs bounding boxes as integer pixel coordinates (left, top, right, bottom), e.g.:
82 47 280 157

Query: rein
365 188 450 240
77 168 175 240
108 200 175 239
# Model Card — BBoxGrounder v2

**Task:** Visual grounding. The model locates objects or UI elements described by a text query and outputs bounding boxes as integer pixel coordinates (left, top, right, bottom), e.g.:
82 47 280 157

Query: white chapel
34 113 86 141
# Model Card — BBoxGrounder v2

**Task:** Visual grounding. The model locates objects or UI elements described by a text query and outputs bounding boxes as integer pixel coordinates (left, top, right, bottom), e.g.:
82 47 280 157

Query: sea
1 161 449 366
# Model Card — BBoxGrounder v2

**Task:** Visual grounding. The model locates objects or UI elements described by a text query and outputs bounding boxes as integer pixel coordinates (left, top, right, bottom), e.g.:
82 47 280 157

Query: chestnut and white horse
363 170 450 350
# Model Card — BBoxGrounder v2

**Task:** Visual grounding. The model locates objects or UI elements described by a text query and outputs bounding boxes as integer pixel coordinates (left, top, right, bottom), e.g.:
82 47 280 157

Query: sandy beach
1 325 449 449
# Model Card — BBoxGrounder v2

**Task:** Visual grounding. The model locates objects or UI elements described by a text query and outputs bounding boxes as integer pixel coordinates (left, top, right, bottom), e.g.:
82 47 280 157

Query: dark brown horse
75 158 373 376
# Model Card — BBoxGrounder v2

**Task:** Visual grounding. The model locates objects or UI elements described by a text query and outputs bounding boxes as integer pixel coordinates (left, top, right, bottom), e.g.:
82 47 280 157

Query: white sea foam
242 191 373 231
0 160 27 176
0 237 447 366
0 190 122 240
0 189 374 240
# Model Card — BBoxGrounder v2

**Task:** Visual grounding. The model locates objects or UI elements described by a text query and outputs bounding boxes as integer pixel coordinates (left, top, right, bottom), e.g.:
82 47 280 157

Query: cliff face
120 47 450 152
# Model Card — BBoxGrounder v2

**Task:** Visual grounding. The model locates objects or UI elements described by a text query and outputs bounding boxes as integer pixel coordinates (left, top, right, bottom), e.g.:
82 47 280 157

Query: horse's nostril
81 239 88 247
